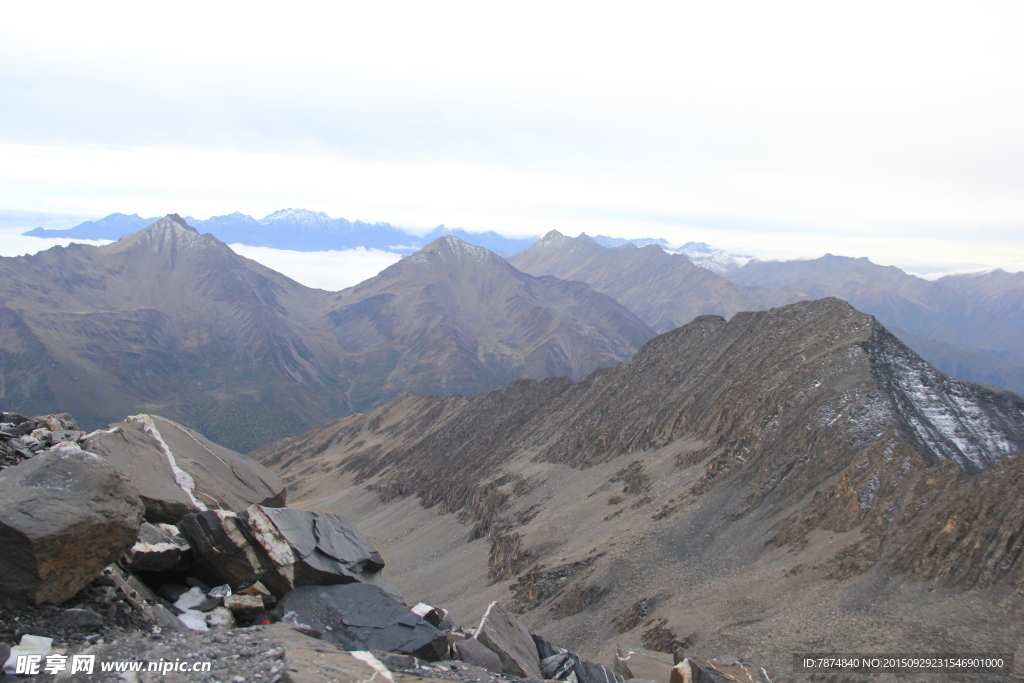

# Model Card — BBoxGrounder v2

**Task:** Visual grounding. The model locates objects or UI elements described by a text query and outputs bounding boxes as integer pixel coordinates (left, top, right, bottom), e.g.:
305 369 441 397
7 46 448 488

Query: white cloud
0 0 1022 274
228 244 402 291
0 227 112 258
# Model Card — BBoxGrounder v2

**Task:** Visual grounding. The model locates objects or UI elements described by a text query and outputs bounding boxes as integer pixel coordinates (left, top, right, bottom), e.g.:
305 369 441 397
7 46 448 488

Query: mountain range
8 214 1024 452
23 209 539 255
253 297 1024 674
0 216 650 451
513 232 1024 394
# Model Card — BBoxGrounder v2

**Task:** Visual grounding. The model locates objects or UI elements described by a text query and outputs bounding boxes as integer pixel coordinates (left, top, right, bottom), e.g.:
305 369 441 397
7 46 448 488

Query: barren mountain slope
0 220 652 452
0 215 345 451
510 231 807 333
325 236 655 409
255 298 1024 680
937 268 1024 331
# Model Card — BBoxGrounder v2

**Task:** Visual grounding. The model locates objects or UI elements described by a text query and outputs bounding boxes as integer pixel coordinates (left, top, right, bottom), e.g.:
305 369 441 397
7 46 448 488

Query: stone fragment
193 597 223 612
454 637 504 673
44 413 78 431
2 635 52 674
278 583 447 659
206 606 235 629
59 608 105 629
83 414 286 523
542 653 581 681
0 446 144 604
575 660 625 683
613 646 634 679
224 593 264 620
123 522 191 572
239 581 275 607
472 601 542 679
412 602 449 628
209 584 232 598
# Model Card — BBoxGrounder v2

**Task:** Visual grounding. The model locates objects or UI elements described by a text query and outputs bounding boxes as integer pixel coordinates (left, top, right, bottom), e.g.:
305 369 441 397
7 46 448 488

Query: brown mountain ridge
254 298 1024 678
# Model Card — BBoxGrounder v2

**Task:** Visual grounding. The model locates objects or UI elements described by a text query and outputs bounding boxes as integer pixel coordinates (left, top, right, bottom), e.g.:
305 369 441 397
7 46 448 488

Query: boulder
473 601 543 679
224 593 264 621
177 510 272 587
454 637 504 672
206 606 235 629
278 583 447 659
246 505 387 593
83 414 286 523
0 446 144 604
180 504 395 597
122 522 191 572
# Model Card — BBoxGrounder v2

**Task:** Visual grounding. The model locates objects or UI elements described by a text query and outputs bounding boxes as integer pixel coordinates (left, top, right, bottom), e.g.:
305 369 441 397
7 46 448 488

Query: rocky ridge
253 298 1024 680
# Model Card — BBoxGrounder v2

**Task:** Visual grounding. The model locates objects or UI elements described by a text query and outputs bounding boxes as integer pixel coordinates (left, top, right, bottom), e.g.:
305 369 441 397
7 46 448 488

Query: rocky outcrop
83 414 286 523
0 412 83 471
473 601 543 679
0 446 144 604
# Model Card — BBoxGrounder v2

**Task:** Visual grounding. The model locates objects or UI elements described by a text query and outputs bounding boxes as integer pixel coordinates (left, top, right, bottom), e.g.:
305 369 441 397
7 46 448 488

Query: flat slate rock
247 505 388 593
0 446 143 604
279 583 446 659
83 414 286 523
473 601 542 679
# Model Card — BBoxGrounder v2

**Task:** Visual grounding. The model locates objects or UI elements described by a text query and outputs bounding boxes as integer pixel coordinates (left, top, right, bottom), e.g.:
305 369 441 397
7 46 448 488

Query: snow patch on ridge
867 328 1024 472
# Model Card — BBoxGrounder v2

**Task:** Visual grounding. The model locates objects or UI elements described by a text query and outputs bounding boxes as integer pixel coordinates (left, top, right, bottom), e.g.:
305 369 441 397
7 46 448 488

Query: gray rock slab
0 446 143 604
83 414 286 524
473 601 542 679
246 504 389 595
455 637 503 673
279 583 446 659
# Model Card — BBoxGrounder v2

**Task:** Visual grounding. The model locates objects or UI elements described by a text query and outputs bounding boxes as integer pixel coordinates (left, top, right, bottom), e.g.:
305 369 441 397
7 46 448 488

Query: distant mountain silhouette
25 209 538 255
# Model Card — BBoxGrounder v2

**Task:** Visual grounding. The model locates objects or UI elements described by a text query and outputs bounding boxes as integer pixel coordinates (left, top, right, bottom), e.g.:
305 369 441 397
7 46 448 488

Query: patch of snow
868 331 1024 472
689 250 752 275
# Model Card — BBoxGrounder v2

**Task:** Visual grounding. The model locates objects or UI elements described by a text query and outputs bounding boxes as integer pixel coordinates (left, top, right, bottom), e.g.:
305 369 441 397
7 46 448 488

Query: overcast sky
2 0 1022 276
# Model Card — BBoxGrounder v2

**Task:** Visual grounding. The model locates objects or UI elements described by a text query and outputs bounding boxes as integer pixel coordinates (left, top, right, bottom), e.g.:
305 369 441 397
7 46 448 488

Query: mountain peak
409 235 506 266
259 208 333 225
101 214 224 255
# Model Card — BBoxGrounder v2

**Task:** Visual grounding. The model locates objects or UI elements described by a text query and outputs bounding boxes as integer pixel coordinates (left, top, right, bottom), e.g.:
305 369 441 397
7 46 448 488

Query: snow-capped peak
259 208 333 225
